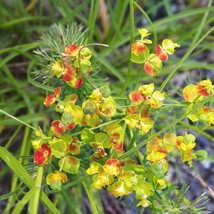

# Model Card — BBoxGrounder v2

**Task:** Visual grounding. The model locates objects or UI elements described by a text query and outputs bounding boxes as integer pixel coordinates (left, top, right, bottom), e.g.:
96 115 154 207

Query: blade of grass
11 188 35 214
0 109 37 130
120 0 134 94
88 0 101 43
0 146 60 213
29 165 44 214
82 181 99 214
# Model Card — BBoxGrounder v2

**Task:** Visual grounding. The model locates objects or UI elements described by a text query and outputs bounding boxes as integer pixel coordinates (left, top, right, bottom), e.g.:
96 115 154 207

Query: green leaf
95 132 111 148
81 128 95 143
131 46 150 64
59 156 80 174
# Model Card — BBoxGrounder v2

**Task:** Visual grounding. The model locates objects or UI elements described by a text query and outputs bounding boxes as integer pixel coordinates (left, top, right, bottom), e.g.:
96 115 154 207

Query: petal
64 44 80 57
102 158 121 176
182 84 199 102
74 78 83 88
138 28 150 38
162 39 180 55
34 149 46 164
51 120 66 135
44 94 56 107
129 90 144 105
155 45 168 61
54 87 61 98
63 66 74 82
52 60 64 77
131 41 146 55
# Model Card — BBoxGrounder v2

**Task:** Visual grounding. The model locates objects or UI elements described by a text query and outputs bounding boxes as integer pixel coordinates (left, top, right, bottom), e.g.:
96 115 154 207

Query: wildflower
64 44 80 57
34 144 51 165
156 39 180 61
51 120 66 135
102 158 121 176
46 170 67 190
144 54 162 76
44 87 61 107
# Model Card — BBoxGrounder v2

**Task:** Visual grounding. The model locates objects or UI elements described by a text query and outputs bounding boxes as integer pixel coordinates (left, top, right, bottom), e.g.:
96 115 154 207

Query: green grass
0 0 214 213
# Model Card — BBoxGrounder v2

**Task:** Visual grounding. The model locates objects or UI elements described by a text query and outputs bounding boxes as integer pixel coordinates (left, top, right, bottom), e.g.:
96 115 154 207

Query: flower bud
55 101 65 113
82 100 97 114
196 150 208 161
99 84 111 98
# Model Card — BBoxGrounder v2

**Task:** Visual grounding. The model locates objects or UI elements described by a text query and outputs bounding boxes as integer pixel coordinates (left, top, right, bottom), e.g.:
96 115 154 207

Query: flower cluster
131 28 180 75
183 79 214 125
146 132 199 167
86 158 153 207
52 44 93 88
31 25 211 209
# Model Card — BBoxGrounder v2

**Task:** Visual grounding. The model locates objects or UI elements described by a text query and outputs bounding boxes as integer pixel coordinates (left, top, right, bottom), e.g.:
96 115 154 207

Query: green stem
129 129 140 150
120 0 134 94
30 165 44 214
159 26 214 92
0 109 37 130
133 1 157 46
190 0 213 47
88 0 100 43
12 189 35 214
82 181 99 214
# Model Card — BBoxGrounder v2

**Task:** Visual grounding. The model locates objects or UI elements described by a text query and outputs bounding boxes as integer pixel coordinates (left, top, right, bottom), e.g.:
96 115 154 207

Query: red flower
34 144 51 165
63 66 74 82
44 94 56 107
43 87 61 107
131 41 146 55
51 120 66 134
155 45 168 61
64 44 80 57
74 78 83 88
66 123 76 131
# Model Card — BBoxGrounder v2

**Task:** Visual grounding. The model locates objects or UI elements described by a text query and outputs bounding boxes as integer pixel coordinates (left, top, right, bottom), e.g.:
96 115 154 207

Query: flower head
34 144 51 165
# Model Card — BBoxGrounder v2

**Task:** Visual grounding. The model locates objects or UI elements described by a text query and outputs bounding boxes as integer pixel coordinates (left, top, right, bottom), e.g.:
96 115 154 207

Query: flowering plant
29 23 214 212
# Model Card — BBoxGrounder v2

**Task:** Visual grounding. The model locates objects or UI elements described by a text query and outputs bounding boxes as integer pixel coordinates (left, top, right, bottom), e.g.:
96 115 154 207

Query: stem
0 109 37 131
190 0 213 47
30 165 44 214
129 128 139 149
82 181 99 214
133 1 157 46
120 0 134 94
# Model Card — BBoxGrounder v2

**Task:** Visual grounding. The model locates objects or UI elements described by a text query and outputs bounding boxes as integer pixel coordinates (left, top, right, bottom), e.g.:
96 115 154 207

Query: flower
51 120 66 135
102 158 121 176
64 44 81 57
34 144 51 165
44 87 61 107
156 39 180 61
144 54 162 76
46 170 68 190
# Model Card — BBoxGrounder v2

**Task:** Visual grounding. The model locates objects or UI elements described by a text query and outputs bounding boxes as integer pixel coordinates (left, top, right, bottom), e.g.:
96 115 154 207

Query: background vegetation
0 0 214 213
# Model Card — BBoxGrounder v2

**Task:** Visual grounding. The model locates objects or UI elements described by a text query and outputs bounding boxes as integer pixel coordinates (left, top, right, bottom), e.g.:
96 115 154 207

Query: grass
0 0 214 213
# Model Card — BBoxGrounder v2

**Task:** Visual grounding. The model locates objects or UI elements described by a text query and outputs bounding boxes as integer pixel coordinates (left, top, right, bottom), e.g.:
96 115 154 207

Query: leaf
95 132 111 148
81 128 95 143
59 156 80 174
